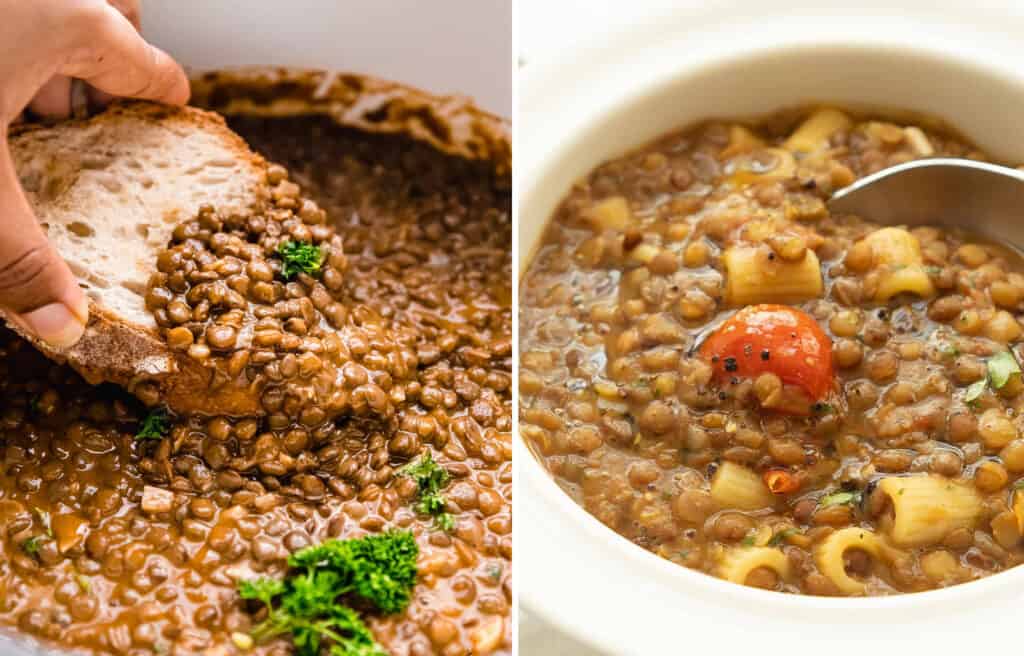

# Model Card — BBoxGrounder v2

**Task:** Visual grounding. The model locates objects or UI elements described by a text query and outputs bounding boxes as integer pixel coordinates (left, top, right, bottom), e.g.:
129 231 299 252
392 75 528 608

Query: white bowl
517 2 1024 654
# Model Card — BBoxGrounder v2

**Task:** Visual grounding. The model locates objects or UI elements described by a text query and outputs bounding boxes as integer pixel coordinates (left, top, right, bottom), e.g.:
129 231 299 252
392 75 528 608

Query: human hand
0 0 189 348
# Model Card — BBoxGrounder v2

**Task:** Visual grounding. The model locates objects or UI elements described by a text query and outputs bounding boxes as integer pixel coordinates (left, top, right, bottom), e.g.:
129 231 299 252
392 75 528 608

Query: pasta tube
784 108 852 153
859 227 936 301
878 475 981 547
814 527 889 595
723 245 823 306
719 546 791 585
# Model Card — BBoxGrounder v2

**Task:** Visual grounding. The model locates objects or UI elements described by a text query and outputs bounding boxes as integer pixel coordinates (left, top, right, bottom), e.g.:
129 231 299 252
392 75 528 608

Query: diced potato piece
720 125 766 159
585 196 632 231
859 227 936 301
723 245 823 306
710 462 775 510
784 108 852 153
920 550 963 584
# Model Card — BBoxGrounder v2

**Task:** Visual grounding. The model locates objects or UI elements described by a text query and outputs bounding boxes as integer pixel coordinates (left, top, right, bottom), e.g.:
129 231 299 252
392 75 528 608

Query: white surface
518 2 1024 656
142 0 513 117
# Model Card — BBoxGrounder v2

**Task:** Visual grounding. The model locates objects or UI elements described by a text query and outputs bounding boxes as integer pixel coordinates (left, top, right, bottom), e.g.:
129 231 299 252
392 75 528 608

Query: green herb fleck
75 574 91 593
401 453 454 532
811 402 833 414
1014 479 1024 490
939 343 960 358
964 378 988 405
486 563 503 583
924 265 943 275
740 533 756 547
33 507 52 537
21 536 42 558
819 490 862 508
238 531 417 656
136 408 169 441
988 351 1021 389
277 241 324 280
768 528 797 546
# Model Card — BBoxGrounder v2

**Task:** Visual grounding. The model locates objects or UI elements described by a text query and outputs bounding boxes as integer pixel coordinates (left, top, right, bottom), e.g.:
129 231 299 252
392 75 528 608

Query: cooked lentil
0 115 511 654
520 106 1024 595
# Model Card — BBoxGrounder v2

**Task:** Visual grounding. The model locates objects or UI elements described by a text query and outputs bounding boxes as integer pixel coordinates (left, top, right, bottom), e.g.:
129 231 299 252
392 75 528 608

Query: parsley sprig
239 531 418 656
401 453 454 531
819 490 862 508
136 408 169 440
277 241 324 280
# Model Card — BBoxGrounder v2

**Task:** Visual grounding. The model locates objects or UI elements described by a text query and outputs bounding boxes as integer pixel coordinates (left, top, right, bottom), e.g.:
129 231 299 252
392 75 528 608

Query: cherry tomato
763 469 801 494
699 304 834 401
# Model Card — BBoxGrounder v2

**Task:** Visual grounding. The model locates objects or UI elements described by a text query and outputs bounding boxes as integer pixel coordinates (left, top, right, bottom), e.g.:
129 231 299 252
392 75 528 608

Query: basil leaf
819 490 862 507
964 379 988 403
988 351 1021 389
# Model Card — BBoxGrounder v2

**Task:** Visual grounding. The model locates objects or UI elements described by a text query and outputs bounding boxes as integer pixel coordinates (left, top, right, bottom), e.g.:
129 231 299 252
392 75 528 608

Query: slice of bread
8 102 271 415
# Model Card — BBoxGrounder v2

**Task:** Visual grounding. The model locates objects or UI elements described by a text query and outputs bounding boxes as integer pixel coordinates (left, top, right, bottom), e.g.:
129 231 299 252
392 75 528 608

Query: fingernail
20 303 86 349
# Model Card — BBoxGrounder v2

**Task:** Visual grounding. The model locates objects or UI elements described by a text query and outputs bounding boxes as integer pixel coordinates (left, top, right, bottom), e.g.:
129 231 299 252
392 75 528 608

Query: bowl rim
516 3 1024 654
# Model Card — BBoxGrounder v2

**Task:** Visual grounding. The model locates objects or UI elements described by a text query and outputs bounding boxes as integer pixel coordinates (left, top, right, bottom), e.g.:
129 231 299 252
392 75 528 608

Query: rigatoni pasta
718 546 791 585
815 527 891 595
877 475 982 547
857 227 936 301
723 245 823 306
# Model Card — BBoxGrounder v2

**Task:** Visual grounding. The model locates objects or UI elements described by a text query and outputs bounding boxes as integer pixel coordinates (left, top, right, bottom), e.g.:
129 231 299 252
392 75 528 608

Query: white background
142 0 513 117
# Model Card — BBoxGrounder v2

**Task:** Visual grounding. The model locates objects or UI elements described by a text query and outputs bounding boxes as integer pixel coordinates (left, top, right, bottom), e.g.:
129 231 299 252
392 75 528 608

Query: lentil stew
0 107 511 653
519 106 1024 595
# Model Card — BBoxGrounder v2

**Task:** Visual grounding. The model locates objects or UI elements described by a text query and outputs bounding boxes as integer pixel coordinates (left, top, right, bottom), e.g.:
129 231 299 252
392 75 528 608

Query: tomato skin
699 304 834 401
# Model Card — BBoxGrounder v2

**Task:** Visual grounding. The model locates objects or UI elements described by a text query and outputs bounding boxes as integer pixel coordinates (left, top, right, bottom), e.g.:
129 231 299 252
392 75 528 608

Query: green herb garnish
768 528 797 546
136 408 169 440
965 379 987 404
238 531 418 656
812 402 833 414
277 241 324 280
75 574 91 593
1014 479 1024 490
819 490 862 508
486 563 503 583
21 536 42 558
401 453 454 531
740 533 757 547
988 351 1021 389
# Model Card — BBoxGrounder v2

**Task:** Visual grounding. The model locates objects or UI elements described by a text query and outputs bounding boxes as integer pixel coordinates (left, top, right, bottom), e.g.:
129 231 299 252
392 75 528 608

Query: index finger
59 4 189 106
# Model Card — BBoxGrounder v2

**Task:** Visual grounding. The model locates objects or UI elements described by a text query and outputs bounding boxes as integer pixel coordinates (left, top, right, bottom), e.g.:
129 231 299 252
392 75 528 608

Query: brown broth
519 107 1024 595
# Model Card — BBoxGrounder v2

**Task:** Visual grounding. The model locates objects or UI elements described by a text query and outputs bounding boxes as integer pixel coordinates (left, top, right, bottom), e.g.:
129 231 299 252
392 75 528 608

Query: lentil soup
519 106 1024 595
0 111 511 653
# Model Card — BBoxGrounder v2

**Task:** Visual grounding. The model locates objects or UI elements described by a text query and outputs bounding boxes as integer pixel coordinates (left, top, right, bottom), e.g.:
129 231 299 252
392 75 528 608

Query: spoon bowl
828 158 1024 244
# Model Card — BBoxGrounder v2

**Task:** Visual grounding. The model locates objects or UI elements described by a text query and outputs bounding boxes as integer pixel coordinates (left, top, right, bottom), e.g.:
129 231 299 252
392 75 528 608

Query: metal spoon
827 158 1024 243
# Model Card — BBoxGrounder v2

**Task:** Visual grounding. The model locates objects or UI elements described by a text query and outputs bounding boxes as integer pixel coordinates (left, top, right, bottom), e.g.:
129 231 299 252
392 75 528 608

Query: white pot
518 2 1024 654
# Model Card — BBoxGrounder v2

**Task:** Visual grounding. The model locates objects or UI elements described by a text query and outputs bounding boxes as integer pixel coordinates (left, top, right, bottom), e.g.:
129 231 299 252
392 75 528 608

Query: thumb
60 4 189 107
0 139 87 349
